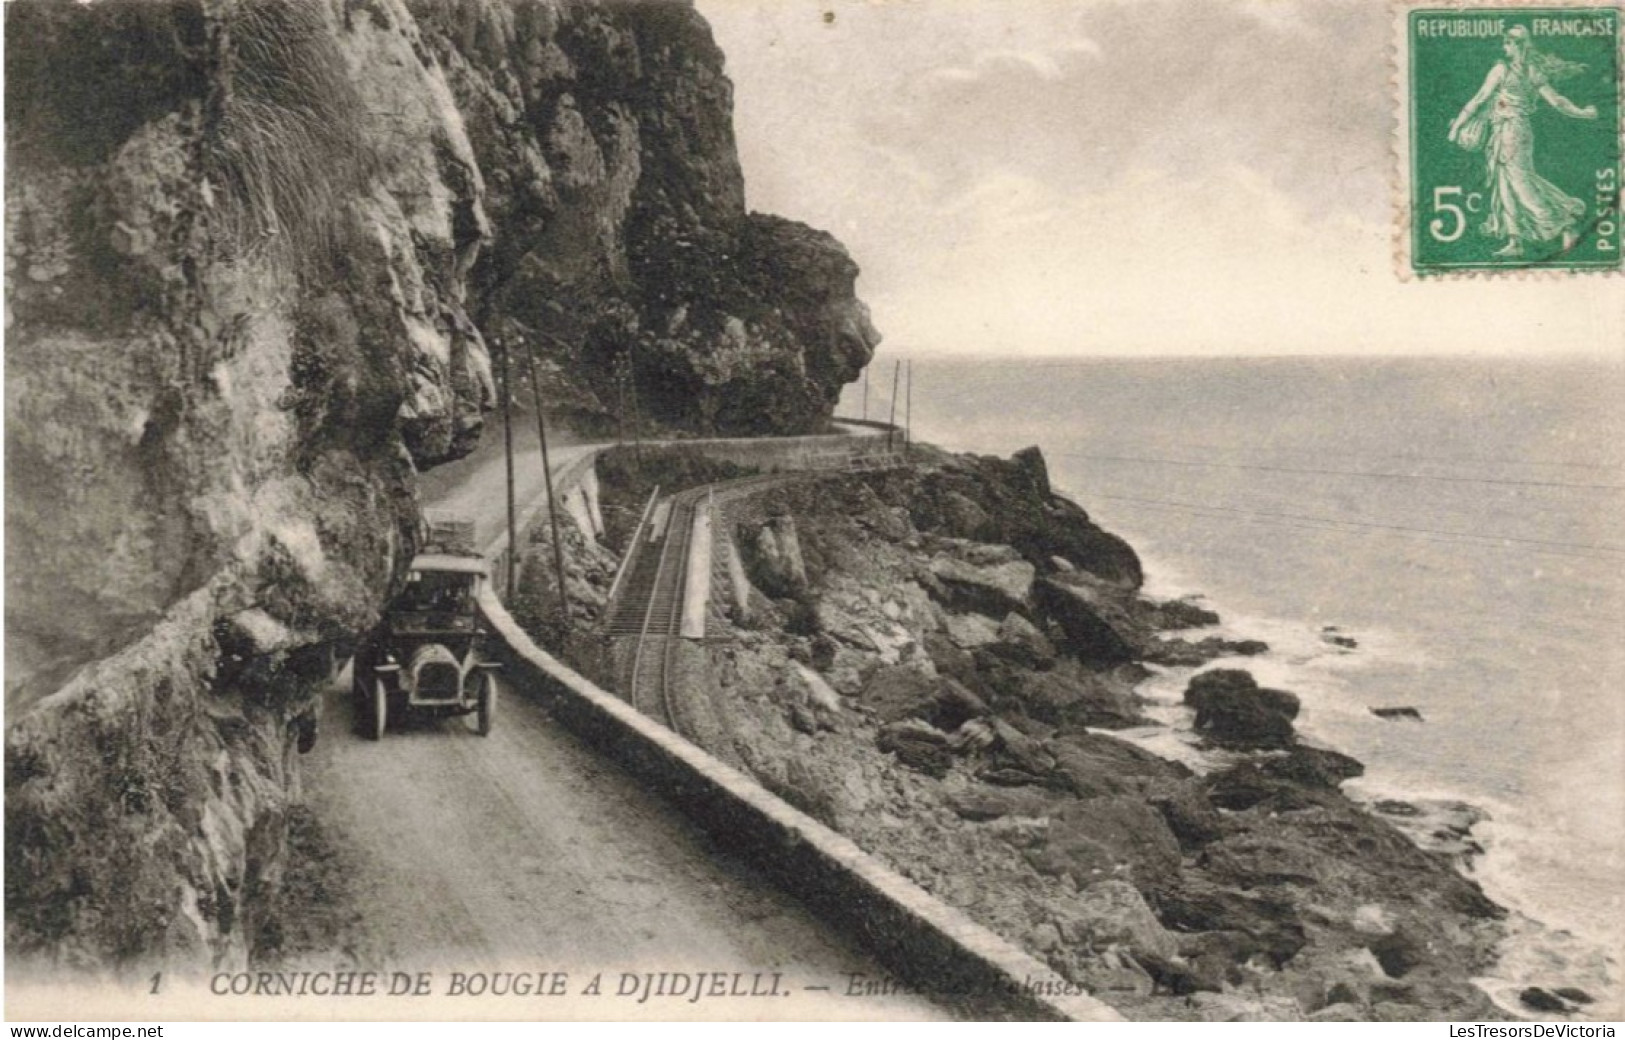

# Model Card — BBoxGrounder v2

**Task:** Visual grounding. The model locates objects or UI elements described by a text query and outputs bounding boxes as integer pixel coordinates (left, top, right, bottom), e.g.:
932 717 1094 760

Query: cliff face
411 0 878 435
4 0 875 970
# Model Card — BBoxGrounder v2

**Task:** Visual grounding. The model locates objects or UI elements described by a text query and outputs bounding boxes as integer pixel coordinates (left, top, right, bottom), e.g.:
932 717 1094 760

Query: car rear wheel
476 672 497 737
371 678 389 741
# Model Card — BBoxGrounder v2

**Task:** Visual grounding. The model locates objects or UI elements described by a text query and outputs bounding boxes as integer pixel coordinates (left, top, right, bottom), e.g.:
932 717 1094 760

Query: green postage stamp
1399 3 1622 273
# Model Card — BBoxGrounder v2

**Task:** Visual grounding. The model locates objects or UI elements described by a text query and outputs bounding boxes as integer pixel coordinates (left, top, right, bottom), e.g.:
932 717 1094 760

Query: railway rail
606 473 813 731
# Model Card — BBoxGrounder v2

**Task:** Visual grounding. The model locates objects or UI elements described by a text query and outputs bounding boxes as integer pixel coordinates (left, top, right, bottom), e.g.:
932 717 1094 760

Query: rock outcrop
409 0 878 435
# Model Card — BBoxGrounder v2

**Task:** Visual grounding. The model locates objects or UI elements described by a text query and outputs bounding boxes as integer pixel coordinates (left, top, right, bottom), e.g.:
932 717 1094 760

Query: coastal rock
1198 741 1369 812
897 449 1143 588
997 667 1148 731
1369 930 1426 978
1027 796 1183 890
944 785 1056 821
1035 573 1150 665
1184 669 1300 748
1152 883 1309 968
927 545 1035 618
1308 1002 1367 1022
741 515 808 598
877 719 952 778
943 612 1001 650
1371 706 1424 721
1322 627 1360 649
1519 987 1572 1013
1146 780 1229 850
1054 878 1180 963
1146 636 1269 668
859 665 938 723
990 611 1058 666
937 490 991 540
1047 731 1190 798
1144 597 1222 631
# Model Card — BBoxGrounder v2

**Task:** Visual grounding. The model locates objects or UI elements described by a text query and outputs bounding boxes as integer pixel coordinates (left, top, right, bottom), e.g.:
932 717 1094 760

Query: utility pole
862 364 870 421
615 359 627 450
626 340 645 465
499 337 517 600
886 359 901 453
525 340 571 641
905 359 913 458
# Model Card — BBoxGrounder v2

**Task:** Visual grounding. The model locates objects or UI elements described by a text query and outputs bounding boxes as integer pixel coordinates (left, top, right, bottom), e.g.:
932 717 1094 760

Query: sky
696 0 1625 357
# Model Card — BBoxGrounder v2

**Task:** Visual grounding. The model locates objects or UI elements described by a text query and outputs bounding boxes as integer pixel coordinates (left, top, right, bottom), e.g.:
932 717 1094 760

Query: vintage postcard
5 0 1623 1030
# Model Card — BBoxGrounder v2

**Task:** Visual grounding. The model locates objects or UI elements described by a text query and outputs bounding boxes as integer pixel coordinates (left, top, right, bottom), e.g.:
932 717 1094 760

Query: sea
842 355 1624 1018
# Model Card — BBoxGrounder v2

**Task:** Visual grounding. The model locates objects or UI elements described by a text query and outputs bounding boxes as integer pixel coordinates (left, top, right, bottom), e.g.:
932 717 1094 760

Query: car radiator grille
416 662 460 700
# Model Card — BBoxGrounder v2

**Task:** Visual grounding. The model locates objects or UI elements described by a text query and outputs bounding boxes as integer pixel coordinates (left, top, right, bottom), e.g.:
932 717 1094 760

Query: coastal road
300 422 944 1020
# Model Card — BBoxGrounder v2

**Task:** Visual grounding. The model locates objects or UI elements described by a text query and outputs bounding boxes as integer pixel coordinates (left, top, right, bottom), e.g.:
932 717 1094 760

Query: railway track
606 473 814 731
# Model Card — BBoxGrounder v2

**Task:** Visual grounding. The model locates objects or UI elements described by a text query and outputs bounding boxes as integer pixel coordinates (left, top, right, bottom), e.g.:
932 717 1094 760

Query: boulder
858 665 988 733
1204 762 1331 813
927 548 1035 617
932 676 989 731
1519 988 1570 1014
1146 636 1269 668
1026 795 1183 890
1369 930 1426 978
877 719 952 778
1145 598 1221 631
1151 883 1308 968
943 612 1000 649
1006 668 1147 730
1308 1003 1367 1022
1035 574 1150 664
1053 878 1180 962
990 611 1057 666
743 515 807 597
1047 731 1189 799
860 665 938 723
1145 780 1227 849
1184 669 1300 748
790 662 843 714
937 490 991 540
1263 744 1365 787
944 785 1056 821
982 717 1056 779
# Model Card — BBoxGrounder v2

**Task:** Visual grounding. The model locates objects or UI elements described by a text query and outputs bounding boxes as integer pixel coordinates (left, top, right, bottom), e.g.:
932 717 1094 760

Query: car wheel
352 668 370 735
476 672 497 737
371 678 389 741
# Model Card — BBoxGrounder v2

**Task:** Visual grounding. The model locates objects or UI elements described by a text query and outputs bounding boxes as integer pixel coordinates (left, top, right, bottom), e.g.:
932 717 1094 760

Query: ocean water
842 355 1625 1017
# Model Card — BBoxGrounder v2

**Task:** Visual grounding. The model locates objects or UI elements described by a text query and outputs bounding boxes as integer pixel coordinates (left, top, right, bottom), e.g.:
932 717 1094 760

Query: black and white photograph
4 0 1622 1027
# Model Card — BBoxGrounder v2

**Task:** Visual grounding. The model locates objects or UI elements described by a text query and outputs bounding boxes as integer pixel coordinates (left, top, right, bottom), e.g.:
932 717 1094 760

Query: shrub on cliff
211 0 382 279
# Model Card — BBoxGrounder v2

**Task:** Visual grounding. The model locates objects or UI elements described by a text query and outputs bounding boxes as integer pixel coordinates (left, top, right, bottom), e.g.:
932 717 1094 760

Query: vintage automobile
354 550 500 740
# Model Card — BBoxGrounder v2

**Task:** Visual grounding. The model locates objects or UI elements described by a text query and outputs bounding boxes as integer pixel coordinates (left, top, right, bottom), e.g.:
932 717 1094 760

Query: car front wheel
371 678 389 741
476 672 497 737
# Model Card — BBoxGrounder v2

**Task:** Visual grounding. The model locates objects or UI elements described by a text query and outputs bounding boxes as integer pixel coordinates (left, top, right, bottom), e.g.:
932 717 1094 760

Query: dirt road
298 424 945 1020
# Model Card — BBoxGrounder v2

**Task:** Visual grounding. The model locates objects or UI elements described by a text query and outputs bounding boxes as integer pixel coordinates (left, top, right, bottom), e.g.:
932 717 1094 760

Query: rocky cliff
4 0 876 971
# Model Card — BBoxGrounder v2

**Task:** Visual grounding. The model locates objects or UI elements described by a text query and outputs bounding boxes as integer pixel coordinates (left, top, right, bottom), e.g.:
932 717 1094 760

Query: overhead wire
1059 452 1625 492
1093 492 1624 560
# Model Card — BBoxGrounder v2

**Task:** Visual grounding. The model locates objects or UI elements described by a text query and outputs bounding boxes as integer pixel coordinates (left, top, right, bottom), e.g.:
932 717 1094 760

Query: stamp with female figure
1399 3 1621 273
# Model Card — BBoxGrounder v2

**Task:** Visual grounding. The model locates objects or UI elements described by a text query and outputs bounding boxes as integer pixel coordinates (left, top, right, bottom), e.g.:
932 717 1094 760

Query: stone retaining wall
475 588 1122 1023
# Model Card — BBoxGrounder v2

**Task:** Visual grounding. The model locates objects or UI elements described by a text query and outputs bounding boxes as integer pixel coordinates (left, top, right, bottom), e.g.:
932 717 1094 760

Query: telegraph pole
905 359 913 458
626 341 645 464
887 359 901 452
498 337 517 600
862 364 870 421
525 339 571 639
